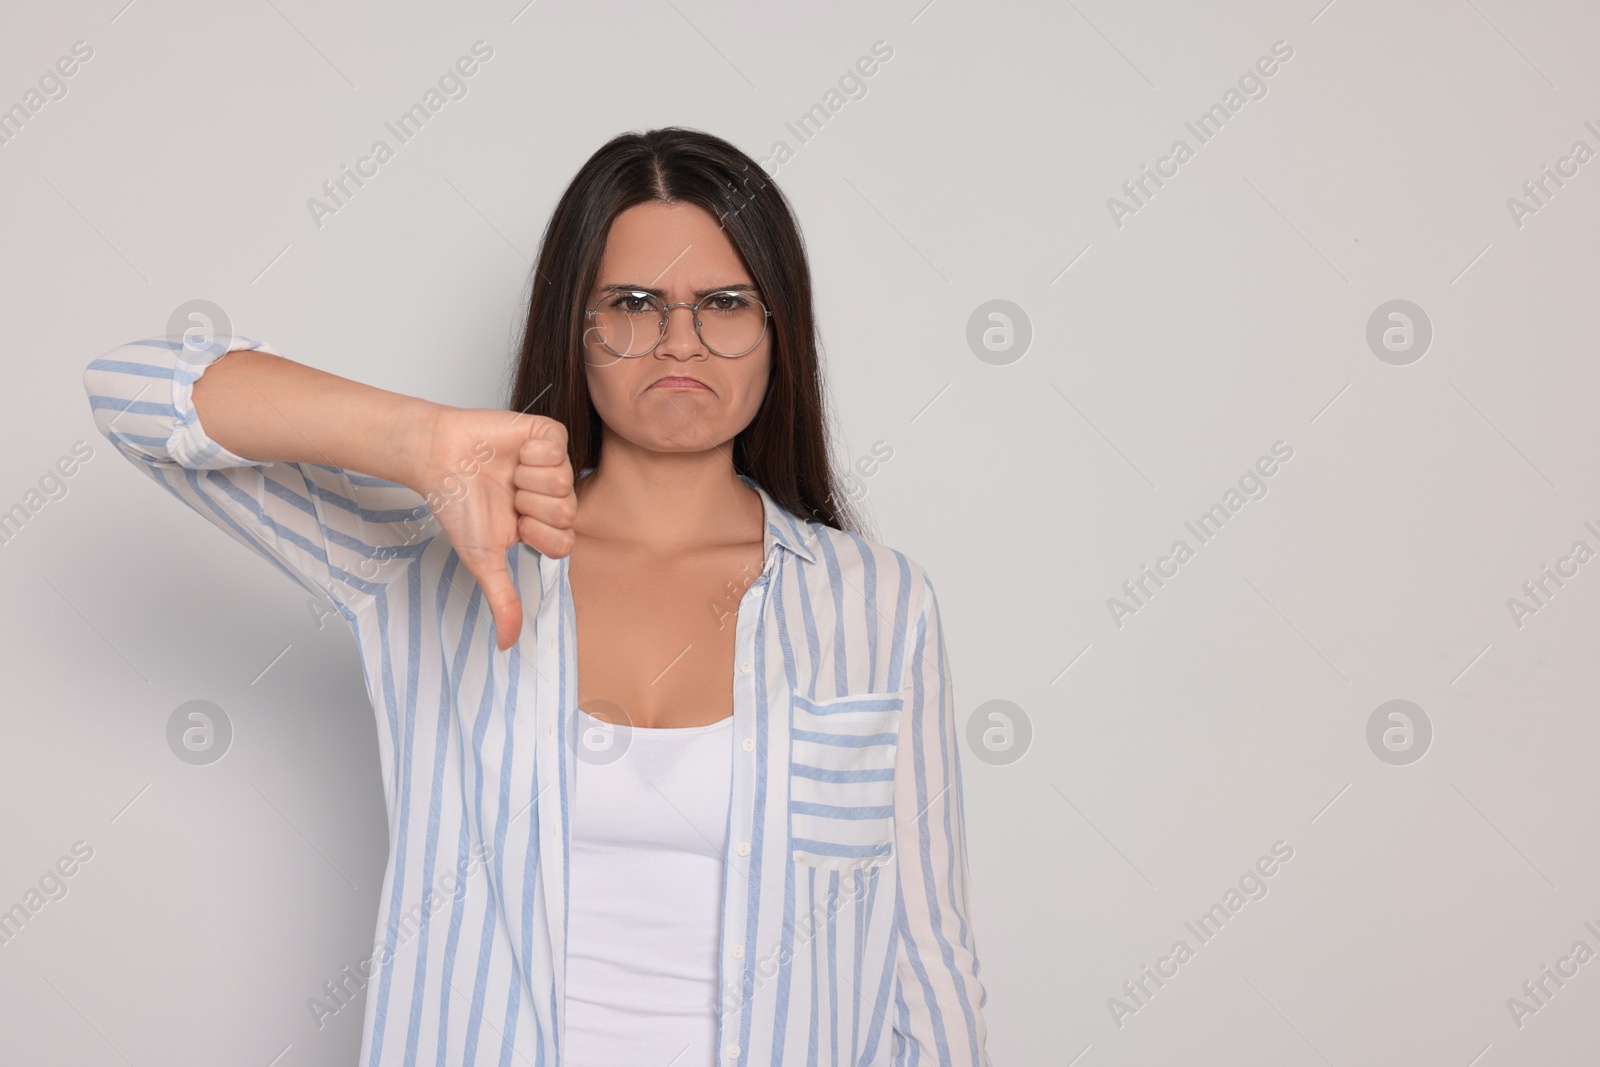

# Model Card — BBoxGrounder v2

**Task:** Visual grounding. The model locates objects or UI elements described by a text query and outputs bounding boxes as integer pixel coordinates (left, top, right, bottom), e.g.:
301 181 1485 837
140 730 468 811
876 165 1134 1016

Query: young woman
83 127 990 1067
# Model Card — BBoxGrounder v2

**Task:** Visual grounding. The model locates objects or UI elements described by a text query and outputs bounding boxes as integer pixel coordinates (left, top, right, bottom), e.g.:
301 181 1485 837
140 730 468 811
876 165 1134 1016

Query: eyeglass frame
582 288 772 358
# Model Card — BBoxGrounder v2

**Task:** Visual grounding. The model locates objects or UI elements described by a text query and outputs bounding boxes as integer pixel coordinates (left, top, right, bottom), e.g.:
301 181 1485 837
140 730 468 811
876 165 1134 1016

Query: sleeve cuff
167 334 282 470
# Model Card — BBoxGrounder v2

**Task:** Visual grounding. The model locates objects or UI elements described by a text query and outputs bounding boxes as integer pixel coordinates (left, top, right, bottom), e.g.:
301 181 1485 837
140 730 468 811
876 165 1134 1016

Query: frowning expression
582 200 772 456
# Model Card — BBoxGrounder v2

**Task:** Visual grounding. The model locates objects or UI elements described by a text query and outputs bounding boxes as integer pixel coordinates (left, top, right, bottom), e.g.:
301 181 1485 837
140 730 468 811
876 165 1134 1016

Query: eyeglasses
584 288 771 358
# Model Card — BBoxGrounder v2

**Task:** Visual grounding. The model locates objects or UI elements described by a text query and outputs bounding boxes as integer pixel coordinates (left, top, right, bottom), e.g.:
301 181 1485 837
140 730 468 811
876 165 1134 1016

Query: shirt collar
739 473 818 565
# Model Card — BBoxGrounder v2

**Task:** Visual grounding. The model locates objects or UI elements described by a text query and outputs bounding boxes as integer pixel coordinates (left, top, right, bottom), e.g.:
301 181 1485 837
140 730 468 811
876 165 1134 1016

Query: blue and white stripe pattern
84 336 991 1066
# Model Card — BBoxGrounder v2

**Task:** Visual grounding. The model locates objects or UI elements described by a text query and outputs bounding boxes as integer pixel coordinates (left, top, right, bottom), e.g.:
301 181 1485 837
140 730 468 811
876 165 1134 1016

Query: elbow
82 338 182 464
82 356 125 450
81 357 118 444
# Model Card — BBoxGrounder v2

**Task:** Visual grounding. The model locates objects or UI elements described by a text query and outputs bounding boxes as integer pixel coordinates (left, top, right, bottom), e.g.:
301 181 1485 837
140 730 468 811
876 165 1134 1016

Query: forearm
191 348 438 490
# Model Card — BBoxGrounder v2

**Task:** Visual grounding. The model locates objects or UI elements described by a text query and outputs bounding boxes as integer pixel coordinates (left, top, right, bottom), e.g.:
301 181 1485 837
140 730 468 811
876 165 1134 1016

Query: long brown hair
503 126 866 538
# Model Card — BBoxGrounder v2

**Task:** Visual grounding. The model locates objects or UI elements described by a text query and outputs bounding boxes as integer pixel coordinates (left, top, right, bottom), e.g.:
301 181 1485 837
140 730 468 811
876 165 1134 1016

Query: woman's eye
707 294 748 312
610 294 655 314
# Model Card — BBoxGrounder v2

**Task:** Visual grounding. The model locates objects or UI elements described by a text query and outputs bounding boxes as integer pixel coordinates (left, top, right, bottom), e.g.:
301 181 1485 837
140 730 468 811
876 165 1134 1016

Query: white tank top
563 708 734 1067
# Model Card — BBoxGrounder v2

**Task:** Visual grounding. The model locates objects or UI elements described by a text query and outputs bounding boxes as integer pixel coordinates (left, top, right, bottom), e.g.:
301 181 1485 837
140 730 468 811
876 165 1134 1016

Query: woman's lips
650 376 710 391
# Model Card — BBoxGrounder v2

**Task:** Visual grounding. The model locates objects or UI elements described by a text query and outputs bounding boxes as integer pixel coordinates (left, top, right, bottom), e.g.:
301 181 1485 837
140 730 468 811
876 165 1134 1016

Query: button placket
532 548 571 1050
718 541 771 1056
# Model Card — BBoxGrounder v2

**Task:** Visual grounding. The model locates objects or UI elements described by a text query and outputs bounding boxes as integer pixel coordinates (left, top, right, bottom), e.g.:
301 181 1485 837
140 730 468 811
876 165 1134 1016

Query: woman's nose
656 302 704 358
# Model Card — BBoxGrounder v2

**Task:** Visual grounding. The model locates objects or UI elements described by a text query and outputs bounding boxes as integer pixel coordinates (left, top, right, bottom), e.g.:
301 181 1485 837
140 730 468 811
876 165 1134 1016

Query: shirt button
737 841 750 856
725 1045 740 1059
740 661 753 674
731 944 744 959
741 738 754 752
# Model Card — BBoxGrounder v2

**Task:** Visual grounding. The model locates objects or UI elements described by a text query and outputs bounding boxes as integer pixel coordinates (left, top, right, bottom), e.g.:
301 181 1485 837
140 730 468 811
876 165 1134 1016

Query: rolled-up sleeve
83 335 439 622
891 567 992 1066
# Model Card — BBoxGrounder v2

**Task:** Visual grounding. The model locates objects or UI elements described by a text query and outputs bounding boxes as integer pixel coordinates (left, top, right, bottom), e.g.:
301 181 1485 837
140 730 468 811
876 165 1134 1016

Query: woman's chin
626 427 733 454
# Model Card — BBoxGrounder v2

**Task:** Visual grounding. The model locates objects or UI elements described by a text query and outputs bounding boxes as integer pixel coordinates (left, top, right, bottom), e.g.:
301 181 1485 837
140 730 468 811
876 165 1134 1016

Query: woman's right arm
83 335 574 647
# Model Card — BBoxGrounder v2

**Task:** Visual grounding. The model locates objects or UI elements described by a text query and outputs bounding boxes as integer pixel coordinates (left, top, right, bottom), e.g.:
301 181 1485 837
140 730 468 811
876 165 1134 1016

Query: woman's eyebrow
597 282 759 298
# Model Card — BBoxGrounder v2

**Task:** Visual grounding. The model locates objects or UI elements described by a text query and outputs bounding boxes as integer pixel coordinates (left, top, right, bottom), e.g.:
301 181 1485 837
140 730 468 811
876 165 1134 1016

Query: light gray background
3 0 1597 1063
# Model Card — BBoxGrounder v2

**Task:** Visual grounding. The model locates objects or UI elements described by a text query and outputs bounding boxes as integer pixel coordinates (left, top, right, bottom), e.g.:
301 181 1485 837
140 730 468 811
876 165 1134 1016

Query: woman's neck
573 445 761 553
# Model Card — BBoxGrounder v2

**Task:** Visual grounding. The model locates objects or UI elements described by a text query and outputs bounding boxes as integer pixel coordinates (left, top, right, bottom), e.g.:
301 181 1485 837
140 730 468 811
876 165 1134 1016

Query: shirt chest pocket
789 692 903 870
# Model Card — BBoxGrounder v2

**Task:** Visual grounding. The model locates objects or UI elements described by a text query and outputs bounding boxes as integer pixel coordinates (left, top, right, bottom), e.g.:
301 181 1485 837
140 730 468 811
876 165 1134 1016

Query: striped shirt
83 335 991 1066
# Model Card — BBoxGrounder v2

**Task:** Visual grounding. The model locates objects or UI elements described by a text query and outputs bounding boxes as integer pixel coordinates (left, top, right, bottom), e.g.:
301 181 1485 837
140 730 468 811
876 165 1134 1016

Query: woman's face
582 200 772 460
